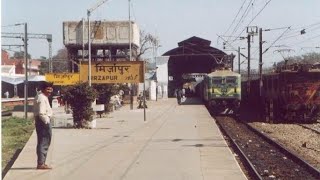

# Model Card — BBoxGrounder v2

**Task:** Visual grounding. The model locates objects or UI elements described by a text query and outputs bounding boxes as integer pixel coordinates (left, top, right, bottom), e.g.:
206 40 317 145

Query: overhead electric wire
223 0 248 36
263 26 291 54
227 0 254 42
275 26 320 48
232 0 273 43
287 34 320 47
287 21 320 32
217 34 248 59
279 22 320 40
1 23 25 28
264 26 292 31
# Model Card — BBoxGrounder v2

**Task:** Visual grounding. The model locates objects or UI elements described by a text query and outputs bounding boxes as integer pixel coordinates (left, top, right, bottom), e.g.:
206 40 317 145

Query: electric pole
87 0 111 86
128 0 134 110
2 32 53 72
247 34 251 93
238 47 241 74
259 28 263 96
24 23 28 119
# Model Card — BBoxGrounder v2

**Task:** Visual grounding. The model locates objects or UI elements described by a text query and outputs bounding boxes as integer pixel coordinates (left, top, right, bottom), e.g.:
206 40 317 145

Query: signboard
80 61 144 84
45 73 80 85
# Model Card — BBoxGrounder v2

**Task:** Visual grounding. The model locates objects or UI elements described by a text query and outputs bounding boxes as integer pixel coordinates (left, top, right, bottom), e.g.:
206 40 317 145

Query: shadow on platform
180 97 203 105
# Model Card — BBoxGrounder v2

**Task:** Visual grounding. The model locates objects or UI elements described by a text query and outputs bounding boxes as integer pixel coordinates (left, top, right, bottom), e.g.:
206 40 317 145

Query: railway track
298 121 320 135
214 116 320 180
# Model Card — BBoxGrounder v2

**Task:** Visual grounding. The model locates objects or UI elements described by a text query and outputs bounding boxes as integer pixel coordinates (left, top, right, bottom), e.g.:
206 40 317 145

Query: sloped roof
163 36 226 59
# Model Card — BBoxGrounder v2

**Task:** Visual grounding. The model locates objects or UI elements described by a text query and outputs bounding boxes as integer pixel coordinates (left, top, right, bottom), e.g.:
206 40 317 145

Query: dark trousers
35 116 52 165
177 97 182 105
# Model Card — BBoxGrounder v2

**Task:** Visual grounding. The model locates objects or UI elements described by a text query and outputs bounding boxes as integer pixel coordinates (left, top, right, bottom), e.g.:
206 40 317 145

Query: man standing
176 88 182 105
33 82 53 170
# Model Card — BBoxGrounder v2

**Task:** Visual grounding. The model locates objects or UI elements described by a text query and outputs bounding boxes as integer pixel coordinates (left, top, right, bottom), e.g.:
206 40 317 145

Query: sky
2 0 320 70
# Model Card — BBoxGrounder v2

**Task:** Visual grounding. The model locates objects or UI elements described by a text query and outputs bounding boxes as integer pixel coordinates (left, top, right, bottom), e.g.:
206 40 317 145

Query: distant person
186 87 191 97
33 81 54 170
4 91 9 98
137 92 147 108
182 88 186 98
119 89 124 98
115 94 122 110
175 88 183 105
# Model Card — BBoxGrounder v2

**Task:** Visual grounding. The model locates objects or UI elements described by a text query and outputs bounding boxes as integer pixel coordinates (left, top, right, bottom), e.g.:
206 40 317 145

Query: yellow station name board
45 73 80 85
80 61 144 84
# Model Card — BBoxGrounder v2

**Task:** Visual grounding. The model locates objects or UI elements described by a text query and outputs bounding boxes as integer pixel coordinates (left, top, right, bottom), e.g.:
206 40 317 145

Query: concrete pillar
149 80 156 100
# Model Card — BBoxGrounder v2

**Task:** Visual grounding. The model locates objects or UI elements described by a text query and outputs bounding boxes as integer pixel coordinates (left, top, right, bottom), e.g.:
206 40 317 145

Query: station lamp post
87 0 110 86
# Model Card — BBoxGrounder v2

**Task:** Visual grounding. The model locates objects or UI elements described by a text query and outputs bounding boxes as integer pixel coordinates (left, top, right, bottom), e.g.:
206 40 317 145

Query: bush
63 83 98 128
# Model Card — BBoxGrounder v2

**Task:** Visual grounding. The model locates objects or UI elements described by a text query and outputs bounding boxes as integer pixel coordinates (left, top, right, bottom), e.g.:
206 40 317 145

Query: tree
39 48 69 74
40 56 47 60
136 31 159 61
39 61 49 75
272 52 320 70
11 51 31 59
53 48 68 59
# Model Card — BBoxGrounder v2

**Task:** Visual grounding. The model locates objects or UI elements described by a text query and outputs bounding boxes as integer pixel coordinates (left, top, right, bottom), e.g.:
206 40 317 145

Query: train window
212 77 222 84
226 76 237 84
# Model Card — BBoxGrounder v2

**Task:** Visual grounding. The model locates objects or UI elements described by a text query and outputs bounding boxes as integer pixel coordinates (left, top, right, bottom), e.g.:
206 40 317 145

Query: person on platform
114 94 122 110
137 92 147 108
33 81 54 170
4 91 9 98
175 88 183 105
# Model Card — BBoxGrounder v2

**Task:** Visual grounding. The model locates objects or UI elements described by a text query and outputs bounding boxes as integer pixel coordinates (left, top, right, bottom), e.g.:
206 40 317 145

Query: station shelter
159 36 234 97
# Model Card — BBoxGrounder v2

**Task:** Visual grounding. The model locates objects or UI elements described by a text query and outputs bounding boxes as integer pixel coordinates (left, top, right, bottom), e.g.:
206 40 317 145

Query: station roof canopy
1 75 45 85
163 36 227 59
163 36 231 74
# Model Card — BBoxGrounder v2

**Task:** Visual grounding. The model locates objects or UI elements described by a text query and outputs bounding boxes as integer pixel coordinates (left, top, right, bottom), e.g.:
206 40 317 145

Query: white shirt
33 92 53 124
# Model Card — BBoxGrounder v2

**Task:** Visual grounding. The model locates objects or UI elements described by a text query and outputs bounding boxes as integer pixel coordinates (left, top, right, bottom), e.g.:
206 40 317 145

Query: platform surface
4 97 247 180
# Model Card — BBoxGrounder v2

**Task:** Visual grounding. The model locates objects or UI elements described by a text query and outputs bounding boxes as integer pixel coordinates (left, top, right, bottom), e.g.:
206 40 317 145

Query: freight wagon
243 65 320 123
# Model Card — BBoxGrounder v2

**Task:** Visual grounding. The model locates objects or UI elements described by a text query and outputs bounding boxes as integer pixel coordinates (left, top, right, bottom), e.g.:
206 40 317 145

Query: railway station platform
3 97 247 180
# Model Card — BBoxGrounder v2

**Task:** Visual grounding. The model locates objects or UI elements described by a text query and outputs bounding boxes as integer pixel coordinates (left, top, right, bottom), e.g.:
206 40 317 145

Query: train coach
196 69 241 116
243 65 320 123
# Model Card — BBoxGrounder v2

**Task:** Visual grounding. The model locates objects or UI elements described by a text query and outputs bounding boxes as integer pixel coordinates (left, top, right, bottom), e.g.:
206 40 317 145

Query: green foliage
64 83 98 128
275 52 320 68
40 56 47 60
2 117 34 173
39 60 69 75
39 48 70 74
11 51 31 59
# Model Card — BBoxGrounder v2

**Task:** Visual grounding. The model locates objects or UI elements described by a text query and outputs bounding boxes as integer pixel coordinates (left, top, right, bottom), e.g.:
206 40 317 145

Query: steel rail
214 118 263 180
246 123 320 179
298 123 320 135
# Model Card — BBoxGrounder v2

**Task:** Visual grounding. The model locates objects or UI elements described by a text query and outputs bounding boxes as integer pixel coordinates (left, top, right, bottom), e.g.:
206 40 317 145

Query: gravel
249 122 320 170
216 117 317 180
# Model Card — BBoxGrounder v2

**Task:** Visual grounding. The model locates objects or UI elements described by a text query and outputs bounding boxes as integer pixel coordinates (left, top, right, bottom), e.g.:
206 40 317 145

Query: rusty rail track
214 117 263 180
246 122 320 179
298 122 320 135
214 116 320 180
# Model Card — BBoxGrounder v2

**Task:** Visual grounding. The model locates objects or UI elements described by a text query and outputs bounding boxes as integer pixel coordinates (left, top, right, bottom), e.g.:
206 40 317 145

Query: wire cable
223 0 248 36
227 0 254 42
263 27 291 54
287 34 320 47
232 0 273 43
